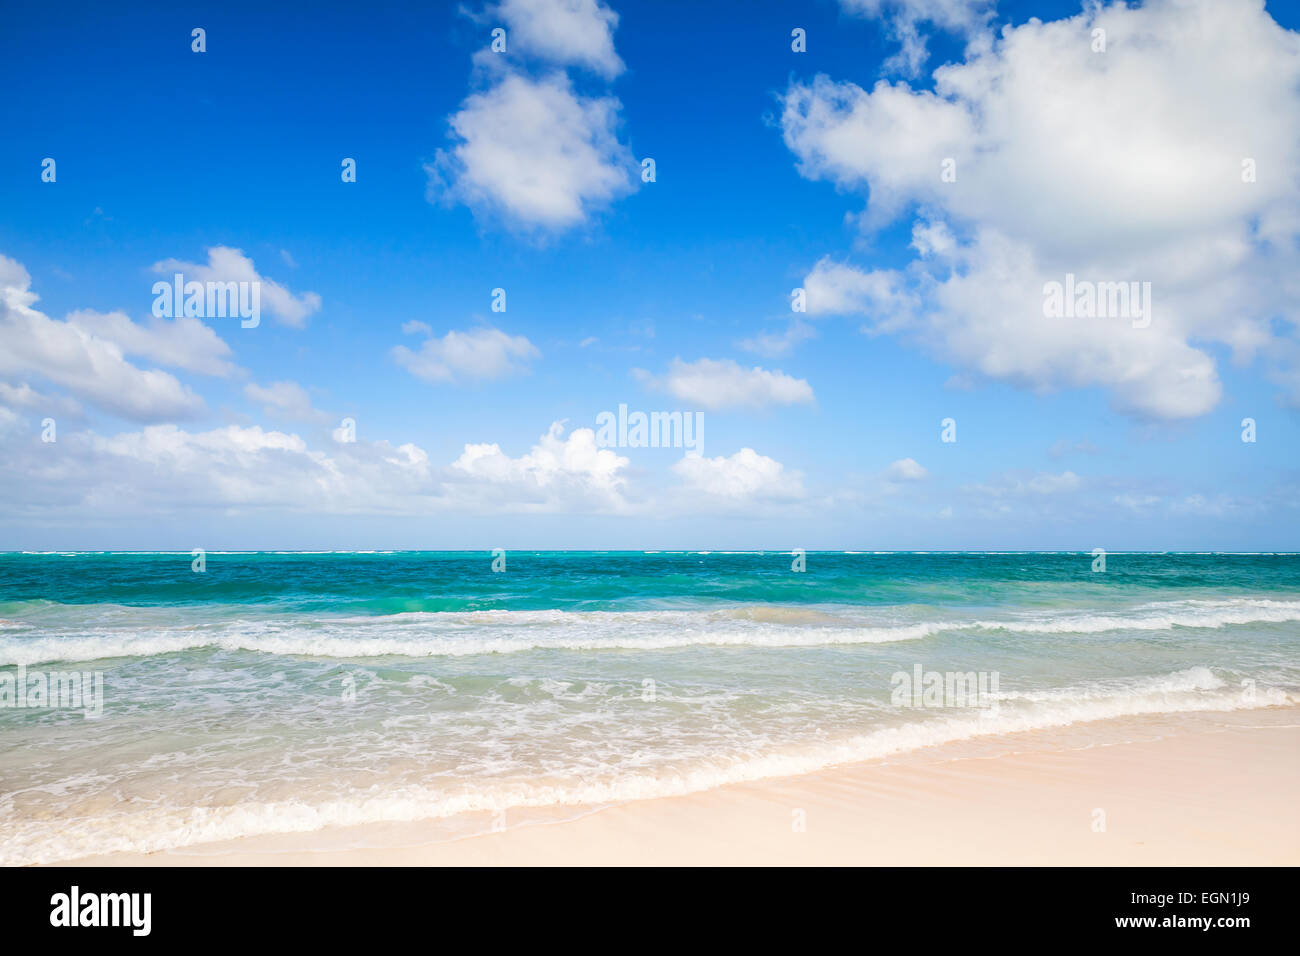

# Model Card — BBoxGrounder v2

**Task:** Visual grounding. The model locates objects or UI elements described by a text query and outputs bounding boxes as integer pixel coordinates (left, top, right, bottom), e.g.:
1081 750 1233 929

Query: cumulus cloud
782 0 1300 419
428 72 636 231
802 257 916 326
392 325 540 383
448 421 631 512
0 255 205 422
430 1 637 232
672 448 806 501
637 357 815 410
922 228 1223 419
492 0 624 78
885 457 928 481
152 247 321 328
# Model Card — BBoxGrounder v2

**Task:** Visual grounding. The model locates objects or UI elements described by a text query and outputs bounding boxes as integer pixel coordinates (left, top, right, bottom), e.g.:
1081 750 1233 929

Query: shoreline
52 709 1300 866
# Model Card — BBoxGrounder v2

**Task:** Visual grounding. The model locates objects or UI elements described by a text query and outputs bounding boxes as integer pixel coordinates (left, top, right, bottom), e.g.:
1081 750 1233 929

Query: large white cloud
0 255 207 422
637 357 815 410
392 325 540 383
781 0 1300 419
429 72 636 231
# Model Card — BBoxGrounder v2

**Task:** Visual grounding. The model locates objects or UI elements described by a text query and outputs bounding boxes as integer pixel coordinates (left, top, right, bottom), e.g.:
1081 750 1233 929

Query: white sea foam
2 598 1298 664
967 599 1300 635
0 619 939 665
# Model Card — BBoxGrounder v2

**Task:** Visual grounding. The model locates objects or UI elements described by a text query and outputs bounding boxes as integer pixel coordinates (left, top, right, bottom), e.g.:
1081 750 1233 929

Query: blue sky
1 0 1298 550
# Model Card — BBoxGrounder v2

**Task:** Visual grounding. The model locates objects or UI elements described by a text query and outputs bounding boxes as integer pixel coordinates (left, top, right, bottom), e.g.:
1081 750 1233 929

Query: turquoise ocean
1 551 1298 864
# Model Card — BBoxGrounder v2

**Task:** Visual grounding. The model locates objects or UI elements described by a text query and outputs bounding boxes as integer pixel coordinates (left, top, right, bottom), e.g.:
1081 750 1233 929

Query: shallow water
1 551 1297 865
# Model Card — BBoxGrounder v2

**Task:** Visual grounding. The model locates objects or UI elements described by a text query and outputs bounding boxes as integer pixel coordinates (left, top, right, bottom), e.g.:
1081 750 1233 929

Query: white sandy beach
57 711 1300 867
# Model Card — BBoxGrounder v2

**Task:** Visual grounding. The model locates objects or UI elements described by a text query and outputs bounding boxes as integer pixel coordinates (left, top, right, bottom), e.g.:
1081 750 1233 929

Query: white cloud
391 326 540 383
244 381 329 422
638 357 815 411
802 257 916 325
78 424 434 513
0 382 43 409
492 0 624 78
672 448 805 501
0 255 205 422
0 381 80 417
924 229 1223 419
152 247 321 328
449 421 630 512
0 413 823 521
428 72 636 230
782 0 1300 419
885 457 928 481
65 309 236 377
1 422 611 518
782 76 977 226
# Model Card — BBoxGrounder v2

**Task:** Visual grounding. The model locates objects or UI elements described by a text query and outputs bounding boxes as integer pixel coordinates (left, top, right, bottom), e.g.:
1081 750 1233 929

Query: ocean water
1 550 1298 865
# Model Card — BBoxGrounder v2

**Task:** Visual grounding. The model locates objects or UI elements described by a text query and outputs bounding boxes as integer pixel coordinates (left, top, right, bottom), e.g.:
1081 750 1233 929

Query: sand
54 713 1300 866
